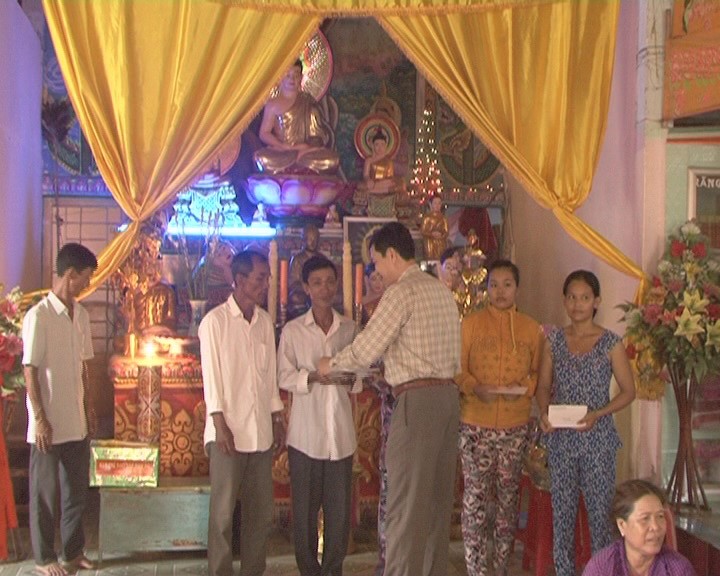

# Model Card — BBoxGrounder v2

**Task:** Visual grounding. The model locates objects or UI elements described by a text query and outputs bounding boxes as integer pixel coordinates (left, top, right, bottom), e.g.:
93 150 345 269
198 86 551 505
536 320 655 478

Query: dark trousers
288 446 353 576
207 444 274 576
29 437 89 565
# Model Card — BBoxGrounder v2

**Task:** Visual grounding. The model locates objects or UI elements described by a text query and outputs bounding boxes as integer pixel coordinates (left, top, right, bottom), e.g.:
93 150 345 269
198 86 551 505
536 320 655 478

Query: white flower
624 308 644 329
681 221 701 237
657 260 672 276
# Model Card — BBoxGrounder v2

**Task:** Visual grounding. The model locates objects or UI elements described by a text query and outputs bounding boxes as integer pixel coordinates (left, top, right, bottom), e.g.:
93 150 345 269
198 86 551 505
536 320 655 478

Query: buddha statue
354 119 406 217
421 195 449 261
134 276 178 337
192 240 236 311
253 60 339 175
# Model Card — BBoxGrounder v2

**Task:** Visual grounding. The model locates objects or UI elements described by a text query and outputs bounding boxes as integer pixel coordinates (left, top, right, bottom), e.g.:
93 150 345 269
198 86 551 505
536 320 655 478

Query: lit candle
279 259 289 305
354 263 364 307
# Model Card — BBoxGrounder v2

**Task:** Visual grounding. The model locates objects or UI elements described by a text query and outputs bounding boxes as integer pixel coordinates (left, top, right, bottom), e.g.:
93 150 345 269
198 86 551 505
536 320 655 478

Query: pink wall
513 0 642 330
0 1 43 291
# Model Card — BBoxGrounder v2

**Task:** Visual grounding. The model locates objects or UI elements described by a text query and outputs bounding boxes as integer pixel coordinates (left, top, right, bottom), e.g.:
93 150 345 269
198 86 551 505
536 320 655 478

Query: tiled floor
0 531 518 576
0 487 528 576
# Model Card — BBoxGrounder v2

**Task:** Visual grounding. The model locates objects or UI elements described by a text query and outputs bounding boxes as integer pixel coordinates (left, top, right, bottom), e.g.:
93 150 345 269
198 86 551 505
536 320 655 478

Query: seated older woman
582 479 696 576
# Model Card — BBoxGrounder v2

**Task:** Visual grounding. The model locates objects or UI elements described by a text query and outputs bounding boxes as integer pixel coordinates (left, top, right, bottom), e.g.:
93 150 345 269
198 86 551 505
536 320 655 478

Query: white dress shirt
199 295 284 452
278 309 361 461
22 292 93 444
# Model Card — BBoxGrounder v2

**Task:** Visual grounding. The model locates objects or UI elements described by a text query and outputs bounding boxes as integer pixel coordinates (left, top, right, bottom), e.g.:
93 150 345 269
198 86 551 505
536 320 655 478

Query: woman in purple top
583 480 696 576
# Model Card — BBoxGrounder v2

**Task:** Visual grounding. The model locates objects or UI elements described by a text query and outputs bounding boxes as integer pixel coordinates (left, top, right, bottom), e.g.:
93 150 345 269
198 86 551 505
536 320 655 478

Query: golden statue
421 195 449 260
253 60 339 175
354 115 406 218
362 130 401 194
134 280 177 337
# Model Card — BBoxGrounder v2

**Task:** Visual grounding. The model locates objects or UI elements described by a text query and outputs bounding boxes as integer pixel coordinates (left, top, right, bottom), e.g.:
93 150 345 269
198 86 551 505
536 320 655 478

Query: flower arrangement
0 284 27 395
619 220 720 388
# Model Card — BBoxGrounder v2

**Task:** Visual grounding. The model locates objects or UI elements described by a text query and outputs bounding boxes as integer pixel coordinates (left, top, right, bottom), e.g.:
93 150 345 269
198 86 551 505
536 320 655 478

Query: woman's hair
488 259 520 287
562 269 600 297
611 479 667 522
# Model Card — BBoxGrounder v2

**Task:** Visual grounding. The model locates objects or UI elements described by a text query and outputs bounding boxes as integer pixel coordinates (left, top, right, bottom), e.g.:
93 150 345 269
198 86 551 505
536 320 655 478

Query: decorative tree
410 107 443 205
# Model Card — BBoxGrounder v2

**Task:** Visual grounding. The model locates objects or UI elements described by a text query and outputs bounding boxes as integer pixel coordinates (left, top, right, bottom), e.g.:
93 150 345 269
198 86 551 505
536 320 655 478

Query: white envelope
548 404 588 428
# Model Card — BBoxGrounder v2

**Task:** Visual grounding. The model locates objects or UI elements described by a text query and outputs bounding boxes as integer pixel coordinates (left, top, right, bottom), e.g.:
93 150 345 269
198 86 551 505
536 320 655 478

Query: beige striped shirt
331 265 461 386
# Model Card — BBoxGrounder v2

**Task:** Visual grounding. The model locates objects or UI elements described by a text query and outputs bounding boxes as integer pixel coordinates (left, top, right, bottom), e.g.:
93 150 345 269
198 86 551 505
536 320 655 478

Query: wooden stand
666 363 710 510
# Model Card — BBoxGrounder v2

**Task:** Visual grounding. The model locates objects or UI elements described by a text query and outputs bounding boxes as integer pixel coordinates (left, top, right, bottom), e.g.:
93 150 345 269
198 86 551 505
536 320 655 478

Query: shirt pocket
254 341 269 375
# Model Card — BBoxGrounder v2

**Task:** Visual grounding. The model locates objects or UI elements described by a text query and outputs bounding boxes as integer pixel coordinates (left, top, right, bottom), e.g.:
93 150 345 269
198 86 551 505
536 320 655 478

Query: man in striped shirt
318 221 461 576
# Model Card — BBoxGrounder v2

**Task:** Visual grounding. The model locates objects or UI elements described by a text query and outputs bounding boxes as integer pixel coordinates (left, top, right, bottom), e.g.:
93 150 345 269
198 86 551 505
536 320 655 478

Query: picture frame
688 168 720 250
343 217 396 265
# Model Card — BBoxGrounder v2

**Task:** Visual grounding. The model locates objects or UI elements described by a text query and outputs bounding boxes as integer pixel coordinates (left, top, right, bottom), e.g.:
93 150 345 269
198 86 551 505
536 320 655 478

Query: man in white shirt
199 250 285 576
22 243 98 576
278 255 359 576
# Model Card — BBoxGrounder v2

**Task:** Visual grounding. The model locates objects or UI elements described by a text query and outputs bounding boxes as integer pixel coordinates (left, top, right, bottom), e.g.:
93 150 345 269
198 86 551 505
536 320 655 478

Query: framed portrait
343 217 395 265
688 168 720 250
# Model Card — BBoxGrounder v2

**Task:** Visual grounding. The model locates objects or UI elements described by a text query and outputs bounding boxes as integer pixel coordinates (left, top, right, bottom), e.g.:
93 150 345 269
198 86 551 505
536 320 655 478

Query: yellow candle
354 263 364 306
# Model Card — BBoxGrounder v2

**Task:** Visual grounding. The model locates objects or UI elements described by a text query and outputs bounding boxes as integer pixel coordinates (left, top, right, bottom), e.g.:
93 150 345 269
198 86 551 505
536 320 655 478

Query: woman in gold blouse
455 260 543 576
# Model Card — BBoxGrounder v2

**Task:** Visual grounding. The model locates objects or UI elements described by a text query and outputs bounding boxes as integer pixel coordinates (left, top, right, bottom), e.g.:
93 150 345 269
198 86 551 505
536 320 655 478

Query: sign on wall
688 167 720 250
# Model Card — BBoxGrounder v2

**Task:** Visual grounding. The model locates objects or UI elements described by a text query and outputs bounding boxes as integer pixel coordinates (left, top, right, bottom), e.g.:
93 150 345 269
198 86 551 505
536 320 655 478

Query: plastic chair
520 482 592 576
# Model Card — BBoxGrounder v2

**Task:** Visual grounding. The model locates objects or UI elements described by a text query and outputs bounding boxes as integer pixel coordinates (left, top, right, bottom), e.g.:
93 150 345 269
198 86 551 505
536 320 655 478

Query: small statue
134 278 178 337
288 224 321 316
421 195 449 261
324 203 341 228
192 240 236 310
253 202 268 223
362 129 399 195
253 60 339 175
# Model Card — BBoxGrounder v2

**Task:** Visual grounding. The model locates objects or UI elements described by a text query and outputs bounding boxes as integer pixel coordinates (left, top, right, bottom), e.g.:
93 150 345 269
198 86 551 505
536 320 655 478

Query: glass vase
187 299 207 337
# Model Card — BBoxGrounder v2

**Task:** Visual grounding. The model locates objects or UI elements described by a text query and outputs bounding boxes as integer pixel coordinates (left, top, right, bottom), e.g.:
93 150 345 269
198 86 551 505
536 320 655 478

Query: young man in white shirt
278 255 359 576
22 243 98 576
199 250 285 576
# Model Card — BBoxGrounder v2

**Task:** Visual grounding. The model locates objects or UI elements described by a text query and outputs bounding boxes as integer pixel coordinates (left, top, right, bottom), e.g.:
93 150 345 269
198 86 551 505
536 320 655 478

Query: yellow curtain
379 1 645 288
44 0 645 300
43 0 321 294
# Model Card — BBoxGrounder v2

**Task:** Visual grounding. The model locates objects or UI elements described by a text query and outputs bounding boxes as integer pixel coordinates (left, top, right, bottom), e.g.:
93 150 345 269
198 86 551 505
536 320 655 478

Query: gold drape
380 1 645 288
44 0 644 301
43 0 321 294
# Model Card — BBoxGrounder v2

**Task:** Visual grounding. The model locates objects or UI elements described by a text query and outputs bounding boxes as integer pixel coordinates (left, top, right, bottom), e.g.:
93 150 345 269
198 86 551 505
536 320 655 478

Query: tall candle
279 259 289 305
343 242 352 317
268 240 278 324
354 263 364 306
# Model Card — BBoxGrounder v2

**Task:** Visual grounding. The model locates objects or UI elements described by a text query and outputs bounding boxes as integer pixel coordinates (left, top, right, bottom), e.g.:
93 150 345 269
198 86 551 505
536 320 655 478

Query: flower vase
666 362 710 510
188 299 207 337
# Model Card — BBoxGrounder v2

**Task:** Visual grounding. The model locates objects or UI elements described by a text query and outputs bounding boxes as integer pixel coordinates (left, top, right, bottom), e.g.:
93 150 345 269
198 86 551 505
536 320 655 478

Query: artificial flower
0 284 29 394
674 307 705 342
619 219 720 393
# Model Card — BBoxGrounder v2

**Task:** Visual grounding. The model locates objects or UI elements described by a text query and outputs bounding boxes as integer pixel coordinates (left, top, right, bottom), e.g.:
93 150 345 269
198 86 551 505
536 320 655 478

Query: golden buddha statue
134 277 178 337
253 60 339 175
421 195 449 261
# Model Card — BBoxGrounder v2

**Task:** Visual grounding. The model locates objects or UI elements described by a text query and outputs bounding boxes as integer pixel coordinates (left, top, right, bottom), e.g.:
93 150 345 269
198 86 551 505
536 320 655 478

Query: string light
410 107 443 204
